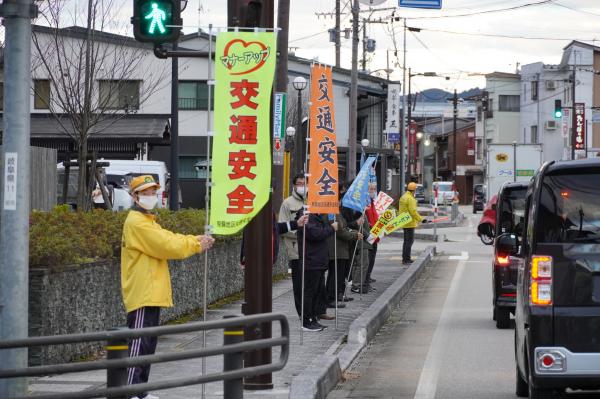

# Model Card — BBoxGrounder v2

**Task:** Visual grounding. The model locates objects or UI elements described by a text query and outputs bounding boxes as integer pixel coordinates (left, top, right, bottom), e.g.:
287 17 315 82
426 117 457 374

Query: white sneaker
142 395 160 399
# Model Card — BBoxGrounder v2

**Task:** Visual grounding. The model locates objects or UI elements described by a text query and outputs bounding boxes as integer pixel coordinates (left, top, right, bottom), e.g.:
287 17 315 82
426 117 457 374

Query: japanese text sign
373 191 394 217
211 32 276 235
384 212 413 235
574 103 585 150
368 208 396 244
342 156 377 213
307 65 339 214
386 83 401 143
3 152 17 211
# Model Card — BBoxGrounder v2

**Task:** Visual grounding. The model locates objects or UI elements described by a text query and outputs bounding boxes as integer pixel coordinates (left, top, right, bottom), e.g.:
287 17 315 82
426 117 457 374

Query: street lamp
292 76 307 175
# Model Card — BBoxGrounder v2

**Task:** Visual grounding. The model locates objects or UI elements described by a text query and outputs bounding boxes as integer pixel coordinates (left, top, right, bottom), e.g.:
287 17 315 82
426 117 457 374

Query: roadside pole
347 0 359 179
0 0 37 396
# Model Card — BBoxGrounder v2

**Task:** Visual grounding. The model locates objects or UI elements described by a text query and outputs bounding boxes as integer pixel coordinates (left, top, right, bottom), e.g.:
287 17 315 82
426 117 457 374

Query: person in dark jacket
326 183 362 305
297 213 337 331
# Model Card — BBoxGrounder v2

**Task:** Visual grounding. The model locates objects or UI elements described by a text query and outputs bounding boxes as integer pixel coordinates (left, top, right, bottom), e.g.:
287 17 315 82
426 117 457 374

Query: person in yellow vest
121 175 214 399
398 182 426 265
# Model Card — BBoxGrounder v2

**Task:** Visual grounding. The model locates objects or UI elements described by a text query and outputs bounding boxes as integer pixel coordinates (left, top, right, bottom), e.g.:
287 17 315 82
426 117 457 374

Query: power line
412 27 599 42
400 0 555 19
552 1 600 17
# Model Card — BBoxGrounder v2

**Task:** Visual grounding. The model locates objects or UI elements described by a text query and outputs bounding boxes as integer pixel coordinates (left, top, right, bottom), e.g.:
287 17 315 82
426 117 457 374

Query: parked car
414 184 426 204
105 170 134 211
477 194 497 245
102 159 170 208
431 181 456 205
472 184 485 213
513 159 600 398
491 182 527 329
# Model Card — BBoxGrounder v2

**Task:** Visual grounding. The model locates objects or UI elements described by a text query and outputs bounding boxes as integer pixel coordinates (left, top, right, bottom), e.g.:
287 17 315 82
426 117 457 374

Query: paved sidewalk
30 236 412 398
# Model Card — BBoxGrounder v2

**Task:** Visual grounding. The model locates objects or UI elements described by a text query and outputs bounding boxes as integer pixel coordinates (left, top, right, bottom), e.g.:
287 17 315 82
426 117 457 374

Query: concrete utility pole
571 62 576 160
228 0 275 390
170 42 180 210
0 0 36 396
347 0 359 179
335 0 341 68
361 18 367 72
400 18 407 192
273 0 290 211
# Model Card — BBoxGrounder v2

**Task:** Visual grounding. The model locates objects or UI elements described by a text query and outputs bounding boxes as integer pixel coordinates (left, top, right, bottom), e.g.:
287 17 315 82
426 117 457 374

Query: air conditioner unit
545 80 556 90
545 120 558 130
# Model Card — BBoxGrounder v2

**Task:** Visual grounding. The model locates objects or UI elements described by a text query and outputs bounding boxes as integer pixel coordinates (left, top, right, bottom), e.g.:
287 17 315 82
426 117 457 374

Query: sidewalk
30 236 414 398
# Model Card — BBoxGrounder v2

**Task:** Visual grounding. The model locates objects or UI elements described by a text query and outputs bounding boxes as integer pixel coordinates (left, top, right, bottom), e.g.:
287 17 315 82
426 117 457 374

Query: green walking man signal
132 0 181 43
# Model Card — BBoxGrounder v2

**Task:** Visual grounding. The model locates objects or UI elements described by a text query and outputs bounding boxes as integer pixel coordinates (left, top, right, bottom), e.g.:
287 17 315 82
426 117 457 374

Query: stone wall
28 239 288 365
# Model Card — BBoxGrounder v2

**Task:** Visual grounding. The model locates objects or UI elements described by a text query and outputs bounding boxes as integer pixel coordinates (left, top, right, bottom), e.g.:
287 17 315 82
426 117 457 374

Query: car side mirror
496 233 518 255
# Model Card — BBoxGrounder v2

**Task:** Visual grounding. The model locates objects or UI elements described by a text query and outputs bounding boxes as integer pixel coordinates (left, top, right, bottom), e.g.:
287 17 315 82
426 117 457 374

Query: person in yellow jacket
398 182 427 265
121 175 214 399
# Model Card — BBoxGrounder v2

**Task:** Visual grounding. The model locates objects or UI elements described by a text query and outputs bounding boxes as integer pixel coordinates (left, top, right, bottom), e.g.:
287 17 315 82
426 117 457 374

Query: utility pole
400 18 407 192
228 0 275 390
273 0 290 211
0 0 36 396
361 18 367 71
170 42 180 210
347 0 359 179
453 89 458 176
407 68 412 179
335 0 341 68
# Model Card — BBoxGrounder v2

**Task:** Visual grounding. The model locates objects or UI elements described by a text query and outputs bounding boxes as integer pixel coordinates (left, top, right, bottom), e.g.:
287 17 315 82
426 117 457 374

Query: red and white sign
574 103 585 150
373 191 394 217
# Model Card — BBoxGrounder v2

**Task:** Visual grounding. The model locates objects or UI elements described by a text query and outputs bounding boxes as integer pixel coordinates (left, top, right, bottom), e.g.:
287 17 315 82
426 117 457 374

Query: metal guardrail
0 312 289 399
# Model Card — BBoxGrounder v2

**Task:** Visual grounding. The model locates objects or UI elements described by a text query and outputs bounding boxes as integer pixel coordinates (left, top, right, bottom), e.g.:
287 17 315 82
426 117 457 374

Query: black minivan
503 159 600 398
492 182 527 329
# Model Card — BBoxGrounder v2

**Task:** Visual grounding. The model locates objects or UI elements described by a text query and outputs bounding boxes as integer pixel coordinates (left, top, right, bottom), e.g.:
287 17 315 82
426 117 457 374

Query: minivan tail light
530 255 553 306
496 255 510 266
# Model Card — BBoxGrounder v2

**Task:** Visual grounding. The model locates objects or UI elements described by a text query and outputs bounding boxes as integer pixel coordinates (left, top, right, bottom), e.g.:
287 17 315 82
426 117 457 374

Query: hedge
29 206 213 267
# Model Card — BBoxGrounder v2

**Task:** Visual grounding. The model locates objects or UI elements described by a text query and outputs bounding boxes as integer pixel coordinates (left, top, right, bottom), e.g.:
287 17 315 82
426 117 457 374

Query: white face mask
137 194 158 210
295 186 306 197
369 192 376 199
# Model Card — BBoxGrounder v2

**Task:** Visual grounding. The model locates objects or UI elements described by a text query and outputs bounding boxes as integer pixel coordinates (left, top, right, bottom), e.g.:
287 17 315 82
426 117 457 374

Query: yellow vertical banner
307 65 339 214
210 32 277 235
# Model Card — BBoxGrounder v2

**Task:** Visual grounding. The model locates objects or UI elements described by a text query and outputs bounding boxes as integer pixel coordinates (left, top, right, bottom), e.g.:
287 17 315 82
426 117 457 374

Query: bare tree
32 0 168 211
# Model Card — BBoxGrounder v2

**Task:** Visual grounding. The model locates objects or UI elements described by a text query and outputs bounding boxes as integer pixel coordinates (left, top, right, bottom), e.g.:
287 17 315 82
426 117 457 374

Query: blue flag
342 156 377 213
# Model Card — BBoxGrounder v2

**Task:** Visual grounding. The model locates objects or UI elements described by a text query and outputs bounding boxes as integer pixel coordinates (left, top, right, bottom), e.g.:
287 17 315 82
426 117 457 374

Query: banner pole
201 23 214 399
334 215 338 331
342 210 365 302
300 221 306 344
360 226 364 300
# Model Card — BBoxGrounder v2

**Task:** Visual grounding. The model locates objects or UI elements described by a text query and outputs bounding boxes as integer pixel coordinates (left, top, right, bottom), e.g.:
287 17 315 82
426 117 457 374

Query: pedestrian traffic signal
132 0 181 43
554 99 563 119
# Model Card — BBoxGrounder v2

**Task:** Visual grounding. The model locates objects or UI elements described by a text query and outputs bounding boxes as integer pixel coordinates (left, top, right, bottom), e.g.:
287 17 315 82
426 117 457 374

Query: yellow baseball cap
130 175 160 193
407 182 417 191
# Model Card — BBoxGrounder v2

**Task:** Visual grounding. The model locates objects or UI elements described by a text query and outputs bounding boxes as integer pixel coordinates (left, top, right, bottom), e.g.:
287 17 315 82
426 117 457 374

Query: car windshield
499 187 526 236
474 185 484 195
415 186 424 195
106 174 132 189
537 170 600 243
437 183 453 192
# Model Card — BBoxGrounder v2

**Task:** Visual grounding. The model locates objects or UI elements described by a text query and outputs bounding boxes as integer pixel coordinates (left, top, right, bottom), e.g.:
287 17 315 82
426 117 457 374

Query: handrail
0 312 289 399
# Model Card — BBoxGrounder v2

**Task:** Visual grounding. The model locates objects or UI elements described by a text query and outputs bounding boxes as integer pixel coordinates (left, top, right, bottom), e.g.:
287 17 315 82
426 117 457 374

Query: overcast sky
68 0 600 92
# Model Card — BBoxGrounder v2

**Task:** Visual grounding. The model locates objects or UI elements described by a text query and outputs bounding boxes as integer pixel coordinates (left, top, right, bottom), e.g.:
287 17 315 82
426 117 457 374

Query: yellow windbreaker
121 210 203 313
398 191 423 229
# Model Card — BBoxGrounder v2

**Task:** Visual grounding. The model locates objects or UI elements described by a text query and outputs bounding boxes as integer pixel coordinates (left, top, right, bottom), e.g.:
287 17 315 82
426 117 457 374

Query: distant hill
410 87 482 102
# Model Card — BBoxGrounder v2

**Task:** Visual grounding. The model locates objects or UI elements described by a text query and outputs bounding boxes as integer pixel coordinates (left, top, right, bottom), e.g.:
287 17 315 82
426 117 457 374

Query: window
34 80 51 109
499 95 520 112
99 80 140 110
531 125 538 144
531 81 538 101
179 81 212 110
179 156 210 179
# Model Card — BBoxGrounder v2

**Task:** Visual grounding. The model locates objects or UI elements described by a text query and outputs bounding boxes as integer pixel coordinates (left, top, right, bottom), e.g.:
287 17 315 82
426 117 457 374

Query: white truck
486 143 543 198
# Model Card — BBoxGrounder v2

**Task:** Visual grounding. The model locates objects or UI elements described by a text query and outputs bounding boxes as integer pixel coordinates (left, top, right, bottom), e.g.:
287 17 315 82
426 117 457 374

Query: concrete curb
289 245 437 399
390 231 444 242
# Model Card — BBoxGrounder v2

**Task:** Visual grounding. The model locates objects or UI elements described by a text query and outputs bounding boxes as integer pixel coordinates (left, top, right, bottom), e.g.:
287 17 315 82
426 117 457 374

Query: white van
432 181 457 205
103 160 170 209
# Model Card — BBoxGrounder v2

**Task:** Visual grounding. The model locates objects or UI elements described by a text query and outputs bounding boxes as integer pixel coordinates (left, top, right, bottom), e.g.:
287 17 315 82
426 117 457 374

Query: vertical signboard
3 153 17 210
273 92 286 165
386 83 401 143
211 32 277 235
574 102 585 150
307 64 339 214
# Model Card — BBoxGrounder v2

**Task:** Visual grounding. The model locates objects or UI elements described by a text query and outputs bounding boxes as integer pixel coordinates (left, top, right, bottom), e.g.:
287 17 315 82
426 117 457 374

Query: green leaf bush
29 206 210 267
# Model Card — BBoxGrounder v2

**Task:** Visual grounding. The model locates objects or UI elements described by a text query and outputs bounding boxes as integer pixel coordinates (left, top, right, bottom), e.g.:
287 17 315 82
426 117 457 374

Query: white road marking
413 259 467 399
449 251 469 260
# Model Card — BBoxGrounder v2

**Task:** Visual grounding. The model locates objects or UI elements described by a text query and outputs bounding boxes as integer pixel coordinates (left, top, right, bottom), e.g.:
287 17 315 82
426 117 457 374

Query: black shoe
315 321 328 329
369 278 377 283
339 295 354 302
302 320 323 332
402 260 413 265
327 302 346 308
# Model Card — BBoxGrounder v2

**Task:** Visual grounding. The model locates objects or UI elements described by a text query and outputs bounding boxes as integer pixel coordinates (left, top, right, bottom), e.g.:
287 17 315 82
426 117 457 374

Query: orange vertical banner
307 64 339 214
